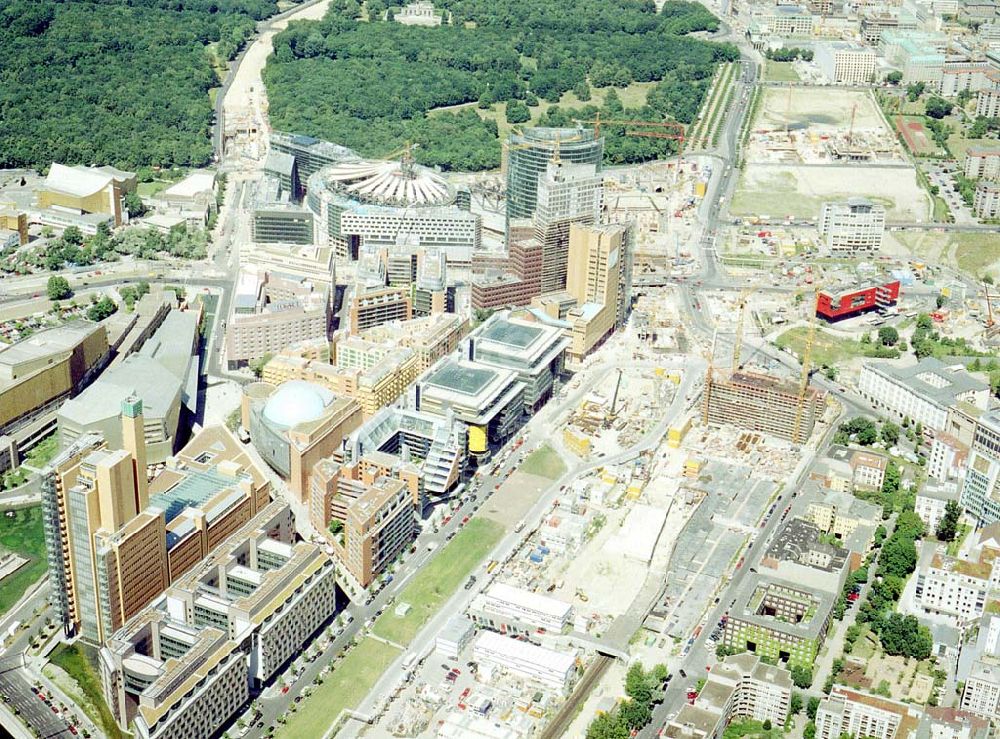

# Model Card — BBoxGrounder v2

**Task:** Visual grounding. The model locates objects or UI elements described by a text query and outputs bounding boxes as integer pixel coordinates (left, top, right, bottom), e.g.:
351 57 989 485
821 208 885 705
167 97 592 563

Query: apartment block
978 89 1000 118
665 654 792 739
928 431 969 482
916 482 960 533
348 287 413 333
961 411 1000 524
975 180 1000 219
850 450 888 491
816 687 916 739
100 503 338 739
225 269 330 369
704 371 826 445
914 540 993 624
858 358 988 435
355 313 468 371
818 199 886 253
341 476 416 588
965 147 1000 180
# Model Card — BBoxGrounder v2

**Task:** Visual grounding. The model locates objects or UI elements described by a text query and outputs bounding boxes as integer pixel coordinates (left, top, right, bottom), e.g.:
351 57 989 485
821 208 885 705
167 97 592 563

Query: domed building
243 380 363 502
306 152 480 264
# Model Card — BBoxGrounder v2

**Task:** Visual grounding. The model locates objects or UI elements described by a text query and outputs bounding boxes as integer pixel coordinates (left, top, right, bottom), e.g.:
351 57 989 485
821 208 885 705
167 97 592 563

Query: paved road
0 654 74 739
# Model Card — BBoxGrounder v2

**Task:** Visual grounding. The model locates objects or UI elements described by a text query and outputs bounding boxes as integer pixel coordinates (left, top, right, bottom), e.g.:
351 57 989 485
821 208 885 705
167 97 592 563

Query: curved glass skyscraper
505 126 603 229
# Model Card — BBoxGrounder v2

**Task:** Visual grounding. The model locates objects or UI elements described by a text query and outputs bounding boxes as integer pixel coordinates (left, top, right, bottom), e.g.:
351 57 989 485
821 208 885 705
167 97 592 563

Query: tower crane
576 112 687 168
731 285 759 371
792 290 820 445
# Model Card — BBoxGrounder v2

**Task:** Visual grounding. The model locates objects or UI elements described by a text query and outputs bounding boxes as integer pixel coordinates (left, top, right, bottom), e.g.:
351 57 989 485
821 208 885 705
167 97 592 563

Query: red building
816 280 900 321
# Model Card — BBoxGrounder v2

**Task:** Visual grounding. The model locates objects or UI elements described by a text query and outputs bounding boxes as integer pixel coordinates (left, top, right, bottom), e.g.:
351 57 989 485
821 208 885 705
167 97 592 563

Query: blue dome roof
262 381 333 429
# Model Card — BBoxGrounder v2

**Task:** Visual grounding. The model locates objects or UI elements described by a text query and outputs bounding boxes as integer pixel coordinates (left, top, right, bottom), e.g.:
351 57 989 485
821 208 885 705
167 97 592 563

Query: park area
774 326 900 370
0 506 47 617
372 518 504 646
276 637 401 739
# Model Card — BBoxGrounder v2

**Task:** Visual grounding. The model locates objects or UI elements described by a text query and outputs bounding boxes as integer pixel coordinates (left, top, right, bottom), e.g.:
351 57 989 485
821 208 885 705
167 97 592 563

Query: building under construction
703 371 826 445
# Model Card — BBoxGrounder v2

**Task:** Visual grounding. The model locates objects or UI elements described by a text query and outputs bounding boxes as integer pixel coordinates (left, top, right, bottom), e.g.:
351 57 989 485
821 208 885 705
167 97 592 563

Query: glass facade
505 127 603 228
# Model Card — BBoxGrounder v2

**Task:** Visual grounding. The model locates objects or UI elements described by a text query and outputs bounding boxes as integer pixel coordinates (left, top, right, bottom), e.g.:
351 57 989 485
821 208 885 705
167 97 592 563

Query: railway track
540 654 613 739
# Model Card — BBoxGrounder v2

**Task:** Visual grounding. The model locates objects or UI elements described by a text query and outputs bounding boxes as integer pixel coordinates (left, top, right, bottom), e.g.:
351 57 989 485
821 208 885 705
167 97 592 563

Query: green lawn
136 180 171 199
932 195 952 223
277 637 401 738
24 434 59 468
49 642 125 739
518 443 567 480
0 506 47 616
763 60 800 82
774 327 868 369
372 518 504 646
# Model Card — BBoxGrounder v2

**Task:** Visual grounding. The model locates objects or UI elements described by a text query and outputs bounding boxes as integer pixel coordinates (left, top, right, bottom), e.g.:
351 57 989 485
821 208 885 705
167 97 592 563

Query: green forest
0 0 278 170
264 0 737 170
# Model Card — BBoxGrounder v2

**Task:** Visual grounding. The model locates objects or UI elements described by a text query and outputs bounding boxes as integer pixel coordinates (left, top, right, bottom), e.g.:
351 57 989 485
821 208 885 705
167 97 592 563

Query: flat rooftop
478 319 542 350
425 360 497 397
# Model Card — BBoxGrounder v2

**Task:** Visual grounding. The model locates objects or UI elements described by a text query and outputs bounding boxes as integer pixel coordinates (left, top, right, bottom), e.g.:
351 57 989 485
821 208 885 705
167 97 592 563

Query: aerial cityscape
5 0 1000 737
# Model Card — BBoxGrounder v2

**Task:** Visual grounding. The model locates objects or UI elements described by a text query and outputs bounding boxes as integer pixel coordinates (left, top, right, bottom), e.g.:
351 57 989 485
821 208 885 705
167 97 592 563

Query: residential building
977 89 1000 118
225 268 330 369
801 486 881 565
916 707 990 739
37 163 136 228
964 147 1000 180
348 287 412 332
100 503 338 739
352 313 467 371
0 321 110 443
974 180 1000 219
469 582 573 635
704 371 826 445
342 405 466 499
816 686 917 739
468 312 568 412
340 476 416 588
505 127 603 229
961 411 1000 524
914 540 993 624
762 518 851 593
928 431 969 482
242 243 335 293
818 199 886 253
472 631 576 691
816 43 878 84
243 380 362 502
857 358 989 435
916 482 961 533
722 572 836 669
666 654 792 739
850 450 888 492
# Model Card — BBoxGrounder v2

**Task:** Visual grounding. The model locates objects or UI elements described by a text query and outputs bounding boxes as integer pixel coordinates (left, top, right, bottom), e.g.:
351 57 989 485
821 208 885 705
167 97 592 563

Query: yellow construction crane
792 290 820 445
500 129 585 179
701 328 719 427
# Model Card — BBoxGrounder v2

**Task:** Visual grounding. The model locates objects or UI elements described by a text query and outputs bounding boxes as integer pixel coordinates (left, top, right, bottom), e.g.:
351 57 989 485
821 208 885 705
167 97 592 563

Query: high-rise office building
41 398 168 644
562 221 634 361
505 127 603 229
534 161 603 293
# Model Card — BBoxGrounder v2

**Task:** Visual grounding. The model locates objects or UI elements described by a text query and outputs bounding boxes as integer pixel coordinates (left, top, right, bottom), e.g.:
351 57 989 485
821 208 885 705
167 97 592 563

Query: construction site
732 86 931 221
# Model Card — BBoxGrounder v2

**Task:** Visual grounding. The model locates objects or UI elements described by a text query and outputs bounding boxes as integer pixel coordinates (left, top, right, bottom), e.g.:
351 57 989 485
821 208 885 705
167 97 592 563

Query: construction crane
701 328 719 427
792 290 820 445
500 129 585 180
731 285 759 371
577 112 687 167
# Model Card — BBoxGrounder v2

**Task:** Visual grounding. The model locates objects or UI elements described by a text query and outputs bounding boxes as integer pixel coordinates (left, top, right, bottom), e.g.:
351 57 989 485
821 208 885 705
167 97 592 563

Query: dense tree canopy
0 0 276 169
264 0 737 169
